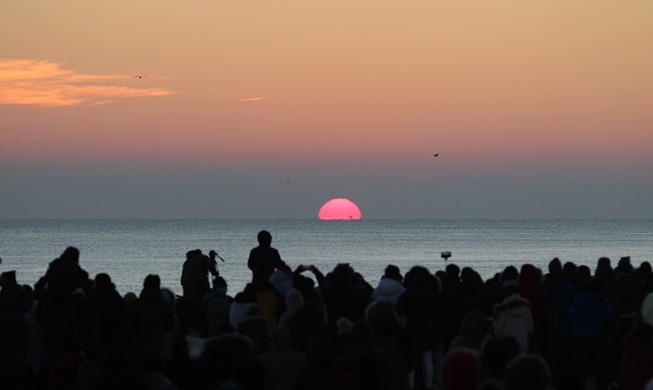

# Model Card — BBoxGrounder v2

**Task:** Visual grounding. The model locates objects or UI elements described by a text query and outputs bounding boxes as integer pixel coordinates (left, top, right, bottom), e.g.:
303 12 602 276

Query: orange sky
1 0 652 218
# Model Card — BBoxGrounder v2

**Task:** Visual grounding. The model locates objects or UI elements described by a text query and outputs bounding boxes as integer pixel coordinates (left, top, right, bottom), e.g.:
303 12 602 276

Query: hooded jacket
278 289 304 327
372 278 407 306
518 264 545 330
567 292 615 340
493 293 533 353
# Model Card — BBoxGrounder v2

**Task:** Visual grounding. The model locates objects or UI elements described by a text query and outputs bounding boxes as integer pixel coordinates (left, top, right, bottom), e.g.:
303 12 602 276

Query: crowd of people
1 229 653 390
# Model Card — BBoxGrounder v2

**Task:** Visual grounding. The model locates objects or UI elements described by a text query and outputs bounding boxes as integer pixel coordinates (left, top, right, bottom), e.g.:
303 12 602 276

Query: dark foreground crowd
1 230 653 390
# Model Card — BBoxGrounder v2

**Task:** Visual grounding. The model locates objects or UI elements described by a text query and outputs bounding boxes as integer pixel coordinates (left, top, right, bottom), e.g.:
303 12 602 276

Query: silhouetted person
94 273 125 351
193 333 265 390
366 300 418 390
181 250 218 297
372 265 406 306
89 343 148 390
567 277 616 390
618 322 653 390
396 266 438 388
248 231 282 282
34 323 86 390
0 290 30 390
322 263 372 331
121 275 175 355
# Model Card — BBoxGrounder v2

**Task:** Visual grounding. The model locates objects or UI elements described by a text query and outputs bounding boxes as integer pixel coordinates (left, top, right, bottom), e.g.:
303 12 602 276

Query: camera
441 251 452 260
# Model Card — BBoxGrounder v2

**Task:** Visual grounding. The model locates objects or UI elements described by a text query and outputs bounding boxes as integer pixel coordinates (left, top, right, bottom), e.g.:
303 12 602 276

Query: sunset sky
1 0 652 219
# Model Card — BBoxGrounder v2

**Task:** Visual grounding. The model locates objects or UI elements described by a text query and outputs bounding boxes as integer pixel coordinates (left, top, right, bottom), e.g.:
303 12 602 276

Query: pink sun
318 198 362 220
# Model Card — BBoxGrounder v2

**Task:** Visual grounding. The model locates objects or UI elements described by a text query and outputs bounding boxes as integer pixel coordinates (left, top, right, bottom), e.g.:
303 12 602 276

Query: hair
446 263 461 279
257 230 272 245
440 348 482 389
563 261 577 274
143 274 161 289
213 276 227 289
95 273 112 286
404 266 431 290
548 257 562 274
502 266 518 281
383 265 402 281
61 246 80 262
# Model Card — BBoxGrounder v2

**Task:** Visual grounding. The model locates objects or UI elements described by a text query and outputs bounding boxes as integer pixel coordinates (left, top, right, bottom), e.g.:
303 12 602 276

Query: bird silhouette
433 153 439 157
133 75 149 79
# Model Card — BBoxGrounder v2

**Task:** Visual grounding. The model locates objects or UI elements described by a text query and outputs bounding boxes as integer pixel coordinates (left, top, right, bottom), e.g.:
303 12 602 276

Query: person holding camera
180 249 220 297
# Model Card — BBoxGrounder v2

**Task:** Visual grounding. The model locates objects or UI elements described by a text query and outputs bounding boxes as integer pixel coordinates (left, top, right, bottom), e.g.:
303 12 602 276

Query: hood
366 300 398 326
494 293 531 316
269 269 294 296
442 350 481 390
375 278 406 297
518 264 541 285
285 289 305 312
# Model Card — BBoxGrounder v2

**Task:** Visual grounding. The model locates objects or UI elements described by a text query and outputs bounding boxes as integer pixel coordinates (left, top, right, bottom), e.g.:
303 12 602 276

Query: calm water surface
1 219 651 295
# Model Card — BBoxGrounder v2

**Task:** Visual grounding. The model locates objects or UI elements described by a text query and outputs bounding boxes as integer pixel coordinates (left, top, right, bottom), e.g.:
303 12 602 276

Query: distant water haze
1 219 651 296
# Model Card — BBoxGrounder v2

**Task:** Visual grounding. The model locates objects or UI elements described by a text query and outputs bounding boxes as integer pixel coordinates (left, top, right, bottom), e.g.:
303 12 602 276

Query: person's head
257 230 272 246
383 265 402 281
186 249 202 260
548 257 562 274
404 266 430 290
502 266 518 282
441 348 482 390
617 256 633 274
124 292 137 306
446 264 461 280
562 261 577 274
95 273 113 288
597 257 611 268
366 300 399 326
504 354 552 390
330 263 355 286
143 274 161 289
61 246 80 263
213 276 227 291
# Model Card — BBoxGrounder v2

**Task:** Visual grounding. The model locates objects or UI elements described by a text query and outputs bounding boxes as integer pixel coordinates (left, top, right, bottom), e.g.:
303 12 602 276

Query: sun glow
318 198 362 220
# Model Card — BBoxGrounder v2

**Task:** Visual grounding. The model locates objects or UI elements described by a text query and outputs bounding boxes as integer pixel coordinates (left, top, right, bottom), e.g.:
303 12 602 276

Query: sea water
0 219 652 296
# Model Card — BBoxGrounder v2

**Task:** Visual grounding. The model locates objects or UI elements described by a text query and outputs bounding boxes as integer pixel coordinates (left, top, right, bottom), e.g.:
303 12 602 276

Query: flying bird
133 75 149 79
433 153 439 157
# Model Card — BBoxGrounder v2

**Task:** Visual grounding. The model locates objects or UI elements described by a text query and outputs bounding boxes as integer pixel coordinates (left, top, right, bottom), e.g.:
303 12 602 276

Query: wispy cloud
0 59 175 107
237 96 265 102
409 174 428 178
